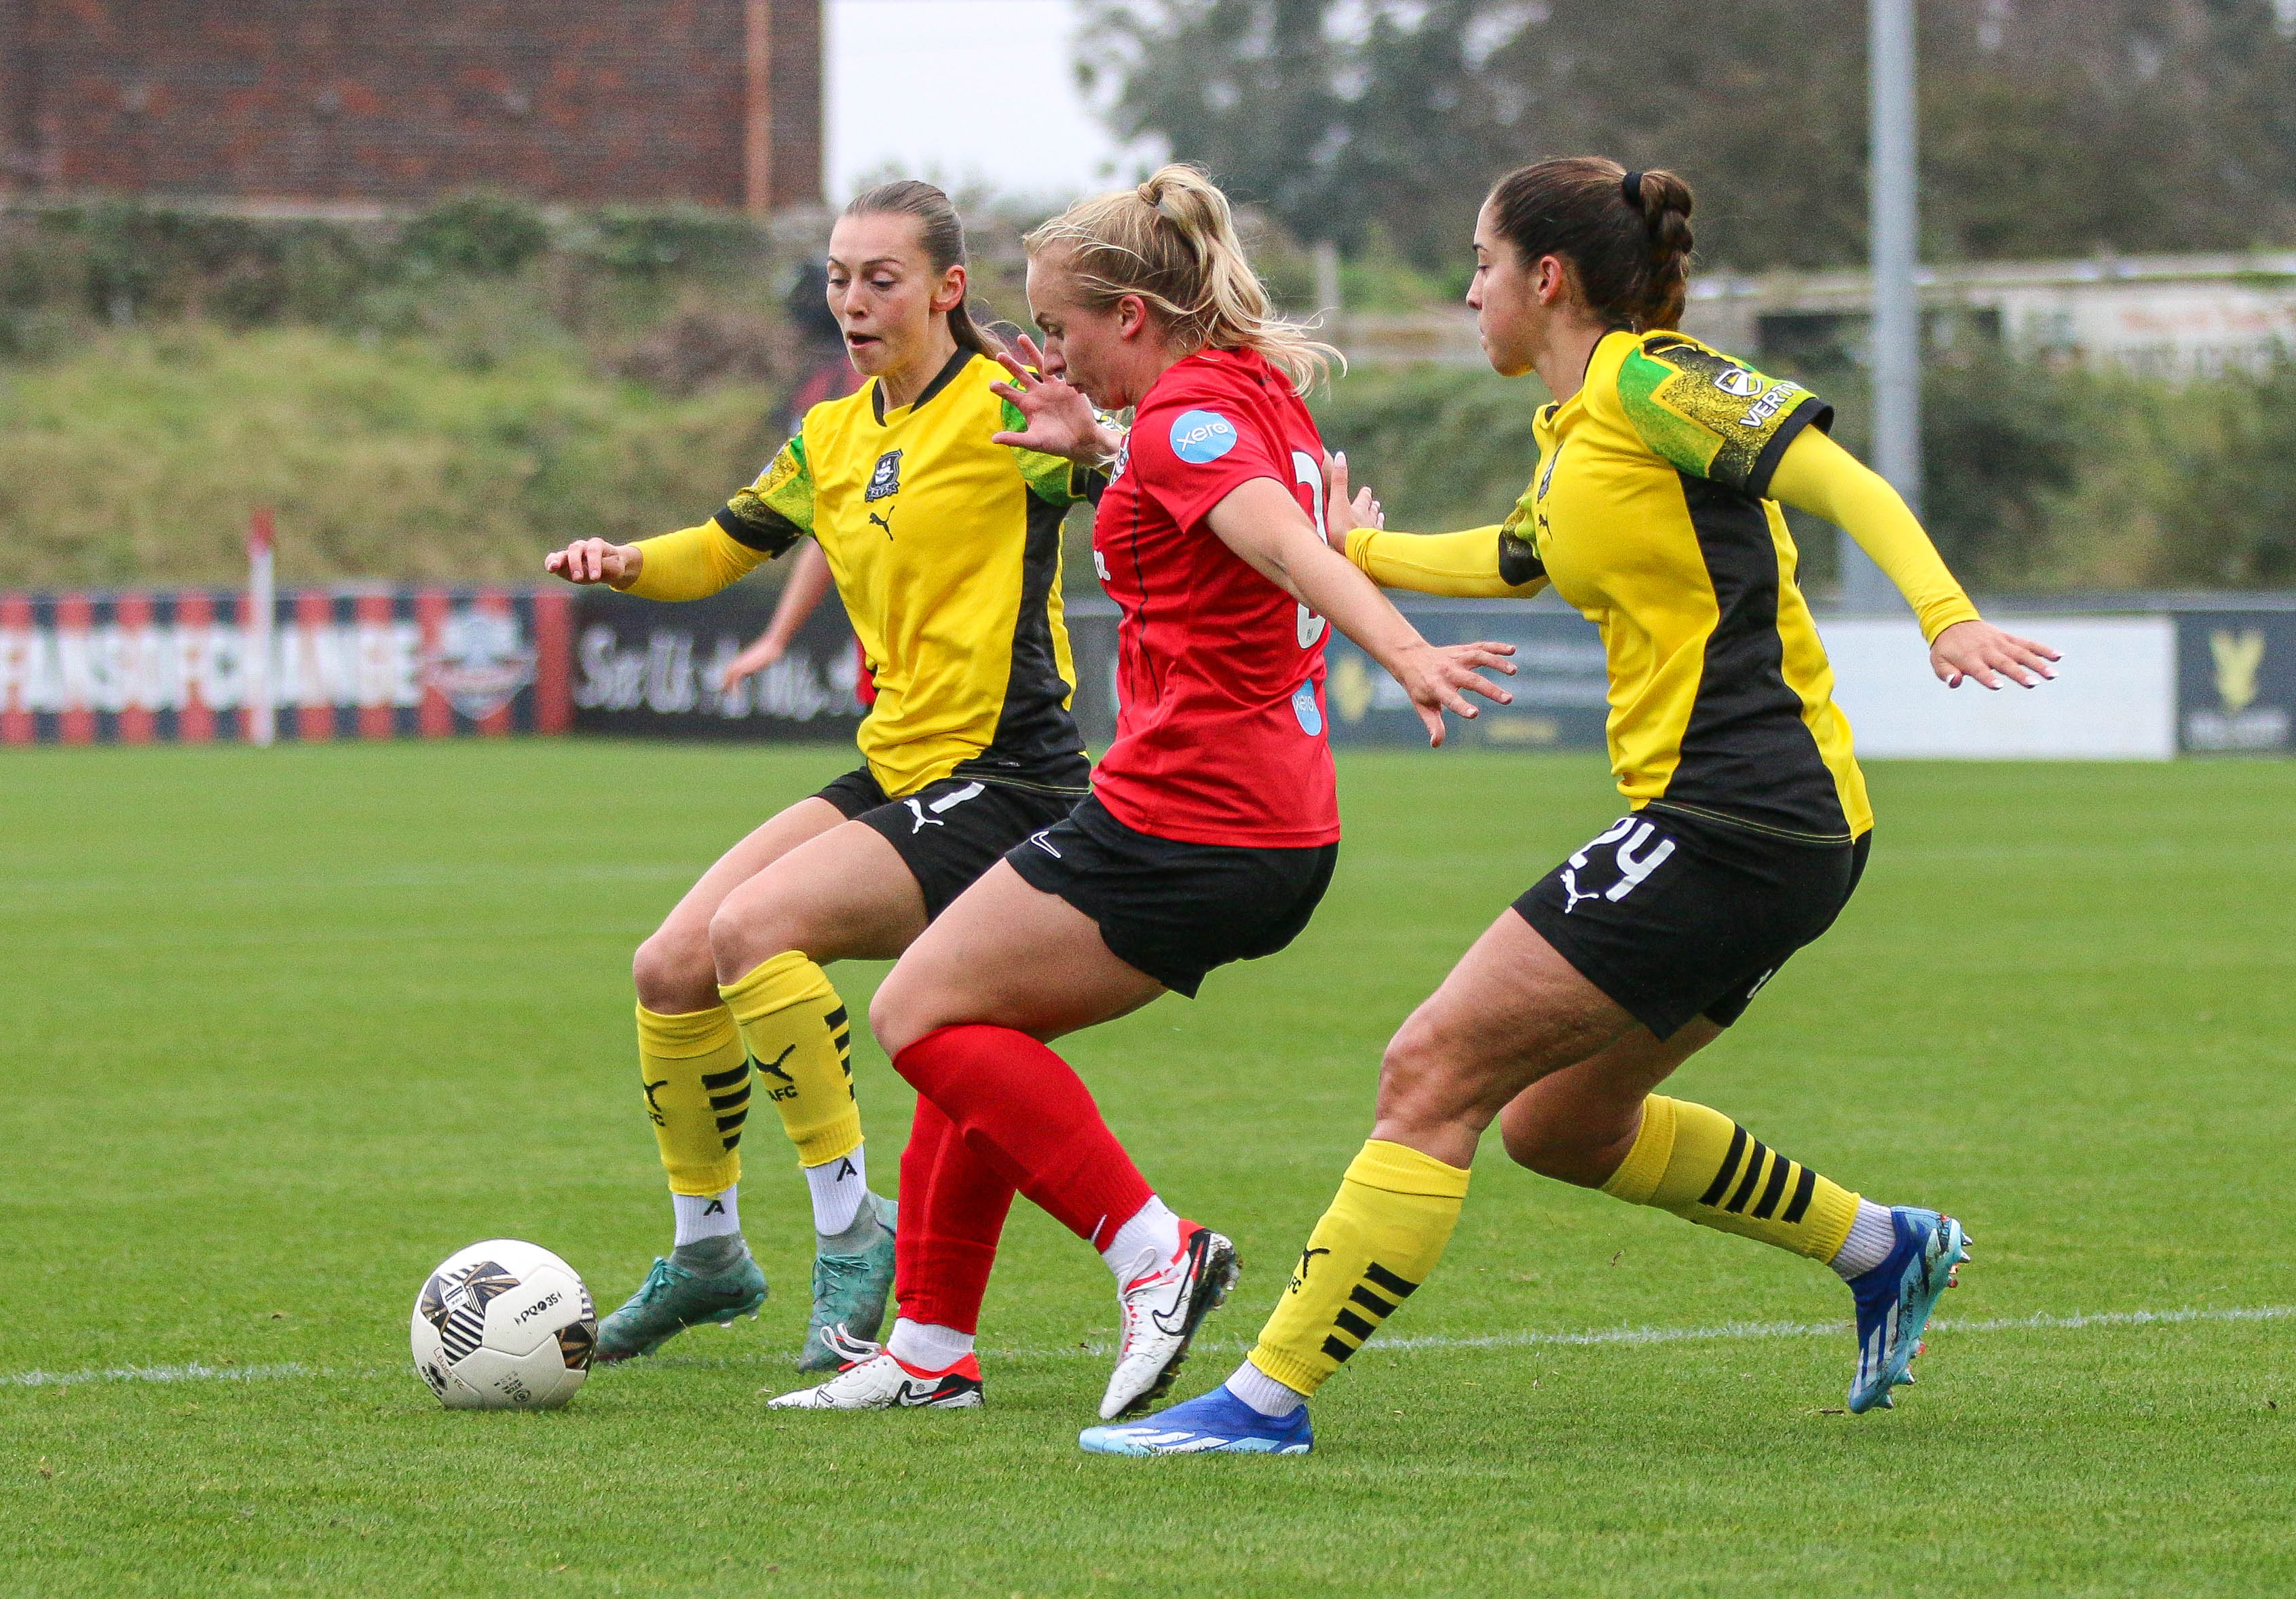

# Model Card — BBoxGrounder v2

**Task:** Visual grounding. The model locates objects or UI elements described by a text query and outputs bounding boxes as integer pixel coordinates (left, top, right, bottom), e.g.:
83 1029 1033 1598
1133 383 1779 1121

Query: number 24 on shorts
1558 818 1676 914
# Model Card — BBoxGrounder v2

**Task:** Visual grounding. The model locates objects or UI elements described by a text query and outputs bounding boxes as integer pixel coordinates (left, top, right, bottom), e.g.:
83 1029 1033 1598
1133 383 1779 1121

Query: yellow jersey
1350 330 1975 843
627 348 1092 801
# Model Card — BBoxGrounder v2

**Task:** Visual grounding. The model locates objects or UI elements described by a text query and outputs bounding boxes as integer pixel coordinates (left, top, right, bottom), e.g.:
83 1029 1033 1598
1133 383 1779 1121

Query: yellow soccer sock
1600 1095 1860 1262
634 1003 751 1198
1245 1140 1471 1397
718 951 864 1167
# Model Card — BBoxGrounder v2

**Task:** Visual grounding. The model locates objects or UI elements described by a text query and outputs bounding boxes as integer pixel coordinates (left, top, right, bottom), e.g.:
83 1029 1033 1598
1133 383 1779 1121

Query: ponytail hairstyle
842 179 1003 359
1023 163 1339 395
1484 157 1695 332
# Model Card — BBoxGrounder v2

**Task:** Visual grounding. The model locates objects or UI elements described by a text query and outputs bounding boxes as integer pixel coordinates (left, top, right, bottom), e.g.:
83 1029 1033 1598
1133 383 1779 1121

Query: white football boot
764 1329 982 1410
1098 1222 1240 1421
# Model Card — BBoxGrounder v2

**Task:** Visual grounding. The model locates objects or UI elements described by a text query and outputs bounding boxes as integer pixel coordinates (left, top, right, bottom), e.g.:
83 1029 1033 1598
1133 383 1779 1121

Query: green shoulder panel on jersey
715 435 812 557
1617 333 1833 499
998 397 1091 507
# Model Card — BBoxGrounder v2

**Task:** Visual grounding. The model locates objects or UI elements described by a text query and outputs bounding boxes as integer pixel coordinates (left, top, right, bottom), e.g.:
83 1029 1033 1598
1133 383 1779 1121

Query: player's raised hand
1929 618 2060 690
544 538 641 587
989 335 1107 462
1390 639 1518 747
1322 450 1382 550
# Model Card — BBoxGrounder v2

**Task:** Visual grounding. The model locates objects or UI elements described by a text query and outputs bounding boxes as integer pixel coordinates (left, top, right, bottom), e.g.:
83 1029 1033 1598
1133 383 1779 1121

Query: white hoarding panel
1820 616 2175 760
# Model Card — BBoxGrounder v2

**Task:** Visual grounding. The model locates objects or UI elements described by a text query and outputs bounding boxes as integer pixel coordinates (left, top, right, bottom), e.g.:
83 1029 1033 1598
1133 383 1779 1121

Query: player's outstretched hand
1930 618 2060 690
718 636 785 692
989 335 1105 462
1322 450 1382 551
1392 639 1517 747
544 538 640 587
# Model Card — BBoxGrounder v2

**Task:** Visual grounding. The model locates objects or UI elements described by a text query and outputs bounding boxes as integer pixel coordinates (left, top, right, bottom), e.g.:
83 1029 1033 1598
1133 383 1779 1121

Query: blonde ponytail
1023 164 1340 395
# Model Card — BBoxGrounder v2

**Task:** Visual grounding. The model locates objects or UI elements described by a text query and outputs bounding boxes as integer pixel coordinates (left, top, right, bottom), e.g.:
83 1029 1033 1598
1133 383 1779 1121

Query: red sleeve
1130 375 1291 533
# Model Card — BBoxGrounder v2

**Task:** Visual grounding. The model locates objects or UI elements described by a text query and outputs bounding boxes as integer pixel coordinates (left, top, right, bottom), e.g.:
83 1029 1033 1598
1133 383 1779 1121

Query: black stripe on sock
1334 1308 1376 1340
1321 1334 1357 1363
832 1029 852 1055
1751 1156 1795 1220
715 1110 749 1134
1349 1285 1397 1319
823 1005 848 1032
1363 1262 1419 1299
721 1131 743 1151
709 1086 751 1112
1724 1142 1770 1214
1698 1125 1750 1207
701 1063 749 1091
1782 1165 1818 1224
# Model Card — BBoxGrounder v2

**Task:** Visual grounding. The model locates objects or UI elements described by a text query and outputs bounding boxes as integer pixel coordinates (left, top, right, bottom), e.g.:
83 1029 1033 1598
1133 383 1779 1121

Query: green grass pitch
3 741 2292 1597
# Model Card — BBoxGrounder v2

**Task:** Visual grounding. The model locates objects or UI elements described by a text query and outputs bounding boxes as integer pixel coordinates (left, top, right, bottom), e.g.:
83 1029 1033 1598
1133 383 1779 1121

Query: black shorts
1003 795 1338 998
1516 804 1870 1039
816 768 1084 922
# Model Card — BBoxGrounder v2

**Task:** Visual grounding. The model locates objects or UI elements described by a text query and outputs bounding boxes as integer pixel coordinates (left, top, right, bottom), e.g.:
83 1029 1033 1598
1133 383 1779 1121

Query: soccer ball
411 1239 597 1410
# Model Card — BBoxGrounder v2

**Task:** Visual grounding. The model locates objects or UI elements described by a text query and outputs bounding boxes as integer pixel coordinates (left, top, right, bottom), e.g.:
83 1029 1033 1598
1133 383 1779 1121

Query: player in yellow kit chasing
1083 157 2060 1454
545 181 1096 1370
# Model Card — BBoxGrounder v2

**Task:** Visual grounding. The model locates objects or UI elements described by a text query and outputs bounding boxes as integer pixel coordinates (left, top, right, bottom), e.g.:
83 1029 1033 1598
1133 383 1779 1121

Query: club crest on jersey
865 449 903 502
1169 409 1239 464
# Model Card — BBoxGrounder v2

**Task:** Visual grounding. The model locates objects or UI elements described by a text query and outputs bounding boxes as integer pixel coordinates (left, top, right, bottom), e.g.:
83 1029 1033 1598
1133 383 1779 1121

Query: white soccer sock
1224 1357 1307 1418
672 1186 741 1245
805 1144 868 1237
886 1317 975 1372
1830 1199 1898 1279
1099 1194 1183 1279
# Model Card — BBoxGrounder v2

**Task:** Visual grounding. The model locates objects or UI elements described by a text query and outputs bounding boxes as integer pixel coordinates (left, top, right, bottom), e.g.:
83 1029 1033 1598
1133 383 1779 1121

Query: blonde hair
1023 164 1339 395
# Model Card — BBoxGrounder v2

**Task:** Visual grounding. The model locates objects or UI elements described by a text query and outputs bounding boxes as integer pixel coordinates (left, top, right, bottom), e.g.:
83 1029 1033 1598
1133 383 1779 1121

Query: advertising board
0 588 570 745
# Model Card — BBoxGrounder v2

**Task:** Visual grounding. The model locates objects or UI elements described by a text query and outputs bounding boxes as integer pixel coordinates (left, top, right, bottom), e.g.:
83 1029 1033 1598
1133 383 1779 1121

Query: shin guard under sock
892 1024 1152 1250
634 1003 751 1198
892 1096 1015 1336
1246 1140 1470 1397
719 951 864 1167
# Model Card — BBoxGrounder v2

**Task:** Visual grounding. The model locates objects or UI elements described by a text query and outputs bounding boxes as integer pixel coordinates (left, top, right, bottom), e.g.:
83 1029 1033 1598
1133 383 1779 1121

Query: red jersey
1089 346 1340 848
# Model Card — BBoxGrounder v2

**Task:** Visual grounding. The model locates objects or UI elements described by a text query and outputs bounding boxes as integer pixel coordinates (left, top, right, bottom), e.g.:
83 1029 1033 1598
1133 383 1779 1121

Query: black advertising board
2177 610 2296 755
570 586 869 742
567 588 1614 751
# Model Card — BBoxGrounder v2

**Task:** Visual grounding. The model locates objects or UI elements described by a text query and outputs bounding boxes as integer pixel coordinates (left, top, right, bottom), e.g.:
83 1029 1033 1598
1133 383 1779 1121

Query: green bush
396 194 552 278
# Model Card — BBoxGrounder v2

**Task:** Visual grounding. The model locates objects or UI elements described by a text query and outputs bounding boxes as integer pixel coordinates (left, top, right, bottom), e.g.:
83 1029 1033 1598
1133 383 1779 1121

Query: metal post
1312 238 1342 331
1852 0 1919 614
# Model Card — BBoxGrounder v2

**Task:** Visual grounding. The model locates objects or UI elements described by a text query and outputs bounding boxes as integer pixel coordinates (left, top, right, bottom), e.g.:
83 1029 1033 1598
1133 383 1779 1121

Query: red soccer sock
893 1024 1156 1251
893 1096 1015 1336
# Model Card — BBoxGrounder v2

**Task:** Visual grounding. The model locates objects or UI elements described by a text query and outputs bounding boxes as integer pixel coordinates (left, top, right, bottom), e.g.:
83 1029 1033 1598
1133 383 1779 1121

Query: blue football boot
1845 1205 1970 1414
1079 1385 1314 1456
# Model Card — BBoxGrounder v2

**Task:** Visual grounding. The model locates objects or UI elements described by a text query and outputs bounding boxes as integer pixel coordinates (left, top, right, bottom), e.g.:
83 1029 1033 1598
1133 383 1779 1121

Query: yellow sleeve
1344 525 1549 599
1767 428 1980 643
622 523 771 602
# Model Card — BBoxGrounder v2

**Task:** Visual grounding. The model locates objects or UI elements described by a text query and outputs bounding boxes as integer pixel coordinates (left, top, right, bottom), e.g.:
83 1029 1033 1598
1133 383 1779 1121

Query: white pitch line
5 1306 2287 1390
5 1360 315 1389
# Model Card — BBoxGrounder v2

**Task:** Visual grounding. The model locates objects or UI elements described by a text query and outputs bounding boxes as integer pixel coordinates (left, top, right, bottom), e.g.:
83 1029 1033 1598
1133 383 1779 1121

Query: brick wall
0 0 821 210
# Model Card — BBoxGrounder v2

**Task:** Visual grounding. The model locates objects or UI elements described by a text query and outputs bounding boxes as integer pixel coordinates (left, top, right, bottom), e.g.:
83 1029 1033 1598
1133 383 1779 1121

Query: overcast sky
825 0 1162 202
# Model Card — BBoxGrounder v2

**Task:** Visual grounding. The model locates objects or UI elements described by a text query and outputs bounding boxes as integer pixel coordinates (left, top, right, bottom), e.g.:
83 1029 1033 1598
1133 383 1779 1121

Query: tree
1079 0 2296 271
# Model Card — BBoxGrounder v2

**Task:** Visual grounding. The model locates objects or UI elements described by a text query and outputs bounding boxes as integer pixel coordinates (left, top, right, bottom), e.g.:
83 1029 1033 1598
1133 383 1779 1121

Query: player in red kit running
763 165 1516 1419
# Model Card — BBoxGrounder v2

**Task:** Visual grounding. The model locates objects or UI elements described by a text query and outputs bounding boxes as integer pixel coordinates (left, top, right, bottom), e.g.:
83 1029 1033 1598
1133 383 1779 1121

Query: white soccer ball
411 1239 597 1410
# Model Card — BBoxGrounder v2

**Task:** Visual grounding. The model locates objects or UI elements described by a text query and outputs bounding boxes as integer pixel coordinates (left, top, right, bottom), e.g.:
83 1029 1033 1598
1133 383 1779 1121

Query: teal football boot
799 1194 897 1372
1845 1206 1970 1413
594 1241 768 1364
